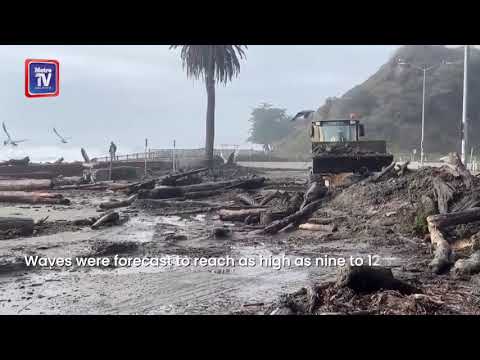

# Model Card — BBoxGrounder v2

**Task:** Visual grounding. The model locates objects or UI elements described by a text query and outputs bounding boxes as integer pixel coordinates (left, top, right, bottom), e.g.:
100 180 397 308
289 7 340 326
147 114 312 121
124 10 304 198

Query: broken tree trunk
0 217 35 236
448 152 474 189
261 199 324 235
81 148 90 163
160 167 208 186
433 177 455 214
336 265 419 295
0 179 52 191
427 207 480 274
91 211 120 229
0 191 70 205
99 195 138 210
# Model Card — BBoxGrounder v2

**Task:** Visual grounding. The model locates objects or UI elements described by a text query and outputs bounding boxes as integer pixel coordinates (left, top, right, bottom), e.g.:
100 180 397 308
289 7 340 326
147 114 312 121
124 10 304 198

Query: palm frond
170 45 247 84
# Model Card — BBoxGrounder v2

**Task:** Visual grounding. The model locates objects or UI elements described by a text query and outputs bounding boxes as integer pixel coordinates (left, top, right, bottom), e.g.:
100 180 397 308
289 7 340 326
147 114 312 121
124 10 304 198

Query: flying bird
53 127 71 144
291 110 315 122
2 122 28 147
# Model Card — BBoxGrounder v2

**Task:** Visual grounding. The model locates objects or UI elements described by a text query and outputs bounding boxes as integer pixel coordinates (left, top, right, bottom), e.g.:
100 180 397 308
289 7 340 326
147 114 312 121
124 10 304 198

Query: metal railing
91 148 244 163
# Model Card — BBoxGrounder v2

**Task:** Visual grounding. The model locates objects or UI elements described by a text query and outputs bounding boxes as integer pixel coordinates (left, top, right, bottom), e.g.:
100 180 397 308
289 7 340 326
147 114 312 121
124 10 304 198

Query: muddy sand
0 167 479 315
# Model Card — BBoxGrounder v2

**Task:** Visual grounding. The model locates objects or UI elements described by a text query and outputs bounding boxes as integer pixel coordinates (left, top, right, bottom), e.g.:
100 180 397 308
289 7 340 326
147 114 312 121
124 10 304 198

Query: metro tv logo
25 59 60 98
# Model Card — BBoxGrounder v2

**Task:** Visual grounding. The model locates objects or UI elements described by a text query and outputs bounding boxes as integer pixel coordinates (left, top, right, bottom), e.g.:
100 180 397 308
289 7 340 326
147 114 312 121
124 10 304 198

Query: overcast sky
0 45 400 161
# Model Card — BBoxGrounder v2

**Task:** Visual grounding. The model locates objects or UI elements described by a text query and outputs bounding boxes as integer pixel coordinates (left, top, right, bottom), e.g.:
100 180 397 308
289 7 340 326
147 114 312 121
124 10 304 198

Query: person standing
108 141 117 180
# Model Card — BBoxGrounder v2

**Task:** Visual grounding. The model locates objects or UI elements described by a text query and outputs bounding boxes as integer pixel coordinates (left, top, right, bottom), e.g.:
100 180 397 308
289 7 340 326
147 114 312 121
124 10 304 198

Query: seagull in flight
53 127 71 144
2 122 28 147
291 110 315 122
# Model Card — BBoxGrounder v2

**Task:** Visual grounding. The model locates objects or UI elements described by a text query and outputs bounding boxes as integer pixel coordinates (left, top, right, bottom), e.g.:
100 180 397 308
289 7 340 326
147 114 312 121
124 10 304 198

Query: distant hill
276 45 480 158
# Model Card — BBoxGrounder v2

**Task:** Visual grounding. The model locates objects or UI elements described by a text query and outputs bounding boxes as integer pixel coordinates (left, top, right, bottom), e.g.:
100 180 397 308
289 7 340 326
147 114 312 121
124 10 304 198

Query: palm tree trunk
205 61 215 168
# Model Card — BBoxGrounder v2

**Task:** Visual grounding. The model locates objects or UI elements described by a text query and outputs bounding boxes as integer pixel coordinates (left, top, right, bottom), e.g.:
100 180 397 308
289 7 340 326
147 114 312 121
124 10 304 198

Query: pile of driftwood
0 179 70 205
350 153 480 276
419 153 480 275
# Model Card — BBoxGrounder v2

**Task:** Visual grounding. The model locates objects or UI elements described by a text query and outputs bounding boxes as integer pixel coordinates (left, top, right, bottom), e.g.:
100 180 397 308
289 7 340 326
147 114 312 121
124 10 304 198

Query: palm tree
170 45 247 167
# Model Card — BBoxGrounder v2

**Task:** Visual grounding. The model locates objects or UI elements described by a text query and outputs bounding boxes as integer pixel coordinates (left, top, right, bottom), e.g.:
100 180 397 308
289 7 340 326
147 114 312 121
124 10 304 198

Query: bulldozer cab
310 119 365 143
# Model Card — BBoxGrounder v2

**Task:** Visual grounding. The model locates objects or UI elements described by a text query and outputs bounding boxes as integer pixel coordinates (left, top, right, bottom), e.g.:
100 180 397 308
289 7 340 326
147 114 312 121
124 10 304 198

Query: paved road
239 161 446 171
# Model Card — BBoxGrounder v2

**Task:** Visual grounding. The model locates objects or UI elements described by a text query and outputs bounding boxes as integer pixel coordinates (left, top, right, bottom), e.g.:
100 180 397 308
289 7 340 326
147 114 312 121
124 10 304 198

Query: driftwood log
182 177 266 192
0 217 35 236
219 208 267 222
0 179 52 191
259 190 280 206
0 157 30 166
99 195 138 210
138 186 185 199
81 148 90 163
454 251 480 276
54 183 110 191
427 207 480 274
396 161 410 176
0 191 70 205
300 181 327 210
52 176 83 187
160 167 208 186
260 192 303 226
261 199 324 235
124 179 156 195
139 177 266 199
364 161 396 184
183 190 223 199
91 212 120 229
235 193 258 206
433 177 455 214
298 223 337 232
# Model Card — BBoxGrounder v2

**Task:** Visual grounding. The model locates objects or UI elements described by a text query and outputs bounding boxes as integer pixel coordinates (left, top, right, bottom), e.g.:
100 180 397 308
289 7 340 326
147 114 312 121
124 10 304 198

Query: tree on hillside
170 45 247 167
247 103 292 151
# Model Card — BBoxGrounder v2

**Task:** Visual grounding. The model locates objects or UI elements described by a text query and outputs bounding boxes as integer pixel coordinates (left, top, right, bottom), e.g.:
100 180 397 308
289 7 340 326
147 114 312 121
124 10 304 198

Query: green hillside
276 45 479 159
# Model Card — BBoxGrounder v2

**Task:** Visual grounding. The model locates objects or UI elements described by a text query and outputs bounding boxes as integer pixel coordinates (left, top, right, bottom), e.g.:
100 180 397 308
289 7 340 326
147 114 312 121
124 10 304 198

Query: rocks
213 227 232 239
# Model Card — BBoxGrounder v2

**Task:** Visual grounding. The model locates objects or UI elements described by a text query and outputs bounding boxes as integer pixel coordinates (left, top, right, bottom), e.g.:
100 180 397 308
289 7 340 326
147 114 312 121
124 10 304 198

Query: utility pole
421 68 426 166
398 58 459 167
172 140 176 172
144 138 148 178
462 45 470 164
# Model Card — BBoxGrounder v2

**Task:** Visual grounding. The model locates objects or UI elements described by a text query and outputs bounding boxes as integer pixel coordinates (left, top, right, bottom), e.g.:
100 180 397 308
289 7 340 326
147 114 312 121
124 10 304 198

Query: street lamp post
398 59 450 167
462 45 470 164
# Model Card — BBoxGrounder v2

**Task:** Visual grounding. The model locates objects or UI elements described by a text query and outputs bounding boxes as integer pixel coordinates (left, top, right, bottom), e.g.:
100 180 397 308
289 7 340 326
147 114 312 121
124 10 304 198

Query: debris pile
267 265 480 315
